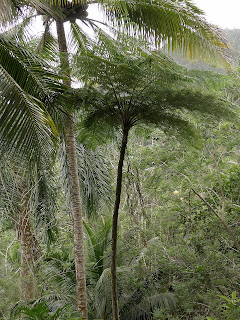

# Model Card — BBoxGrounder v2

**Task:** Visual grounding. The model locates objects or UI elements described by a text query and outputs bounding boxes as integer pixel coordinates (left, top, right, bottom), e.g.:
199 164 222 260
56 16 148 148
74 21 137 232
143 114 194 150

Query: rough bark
56 19 88 319
111 128 129 320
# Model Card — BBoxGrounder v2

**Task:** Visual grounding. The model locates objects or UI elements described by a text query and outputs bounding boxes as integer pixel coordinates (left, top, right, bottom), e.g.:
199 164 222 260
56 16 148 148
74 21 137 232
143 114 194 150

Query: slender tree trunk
111 128 129 320
20 184 40 301
56 19 88 319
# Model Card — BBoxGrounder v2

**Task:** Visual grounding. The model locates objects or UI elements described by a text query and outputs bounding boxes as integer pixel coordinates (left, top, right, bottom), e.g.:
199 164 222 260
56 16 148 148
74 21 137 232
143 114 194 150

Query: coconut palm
0 33 111 307
0 33 67 302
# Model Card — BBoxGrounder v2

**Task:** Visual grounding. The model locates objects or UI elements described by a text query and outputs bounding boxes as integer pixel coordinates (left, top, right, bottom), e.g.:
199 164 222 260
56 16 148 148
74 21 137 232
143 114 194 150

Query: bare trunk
111 128 129 320
56 19 88 319
20 185 36 301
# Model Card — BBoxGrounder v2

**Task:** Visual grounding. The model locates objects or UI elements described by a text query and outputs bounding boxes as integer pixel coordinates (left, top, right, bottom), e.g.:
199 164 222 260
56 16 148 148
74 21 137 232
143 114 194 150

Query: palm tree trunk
111 128 129 320
56 19 88 319
20 185 36 301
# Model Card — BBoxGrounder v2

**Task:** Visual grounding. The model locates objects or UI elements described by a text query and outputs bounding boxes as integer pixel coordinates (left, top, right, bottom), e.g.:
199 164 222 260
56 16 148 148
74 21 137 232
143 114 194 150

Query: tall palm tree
0 1 231 318
76 42 236 319
0 34 65 303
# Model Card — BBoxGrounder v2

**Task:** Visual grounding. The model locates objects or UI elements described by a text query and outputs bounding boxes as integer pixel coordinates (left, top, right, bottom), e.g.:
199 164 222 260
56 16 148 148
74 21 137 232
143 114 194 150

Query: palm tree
0 154 59 302
1 1 231 318
0 33 66 303
76 42 236 319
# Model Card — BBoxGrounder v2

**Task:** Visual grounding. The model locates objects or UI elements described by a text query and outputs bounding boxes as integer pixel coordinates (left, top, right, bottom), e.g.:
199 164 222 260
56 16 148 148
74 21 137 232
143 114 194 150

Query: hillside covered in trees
1 1 240 320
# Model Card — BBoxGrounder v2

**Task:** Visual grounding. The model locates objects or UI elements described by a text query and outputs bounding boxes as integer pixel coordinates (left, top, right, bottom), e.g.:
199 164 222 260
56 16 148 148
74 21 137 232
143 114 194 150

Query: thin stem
191 188 240 254
205 146 226 219
111 127 129 320
191 188 221 220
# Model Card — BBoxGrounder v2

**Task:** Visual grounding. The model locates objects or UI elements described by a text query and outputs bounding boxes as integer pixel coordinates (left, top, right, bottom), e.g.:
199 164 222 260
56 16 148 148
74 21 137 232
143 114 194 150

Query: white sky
88 1 240 30
33 1 240 38
193 0 240 29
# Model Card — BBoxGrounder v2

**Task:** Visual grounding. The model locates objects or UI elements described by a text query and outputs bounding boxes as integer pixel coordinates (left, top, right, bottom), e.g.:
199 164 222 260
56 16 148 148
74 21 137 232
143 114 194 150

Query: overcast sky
34 1 240 37
193 0 240 29
87 1 240 30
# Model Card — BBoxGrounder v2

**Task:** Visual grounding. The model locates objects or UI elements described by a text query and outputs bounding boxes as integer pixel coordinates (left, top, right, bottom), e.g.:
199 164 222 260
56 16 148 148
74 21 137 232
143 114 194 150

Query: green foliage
76 39 236 151
99 0 228 63
11 301 82 320
60 142 113 217
0 33 66 166
206 292 240 320
1 2 240 319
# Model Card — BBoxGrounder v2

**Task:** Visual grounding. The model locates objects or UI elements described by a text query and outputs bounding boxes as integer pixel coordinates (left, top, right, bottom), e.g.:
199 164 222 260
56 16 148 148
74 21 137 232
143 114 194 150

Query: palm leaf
0 0 27 26
60 141 112 217
120 292 177 320
84 217 112 281
0 34 66 163
0 65 56 163
99 0 229 63
32 170 59 245
2 0 230 65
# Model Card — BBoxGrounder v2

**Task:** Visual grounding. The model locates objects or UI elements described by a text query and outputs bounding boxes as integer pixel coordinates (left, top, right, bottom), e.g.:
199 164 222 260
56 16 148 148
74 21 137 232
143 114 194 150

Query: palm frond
84 217 112 281
120 292 177 320
0 151 59 251
94 266 112 319
0 65 56 163
99 0 230 63
39 251 77 296
31 170 59 245
77 144 112 216
0 0 27 26
0 34 67 164
0 156 23 226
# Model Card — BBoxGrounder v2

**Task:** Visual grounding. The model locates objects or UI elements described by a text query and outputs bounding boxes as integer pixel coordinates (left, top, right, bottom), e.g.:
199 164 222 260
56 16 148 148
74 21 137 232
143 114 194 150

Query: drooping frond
0 65 55 164
98 0 230 64
32 169 59 245
120 292 177 320
0 0 27 26
39 251 77 297
35 19 56 56
60 140 112 217
0 34 66 164
84 217 112 282
0 151 59 248
76 144 112 216
76 44 237 149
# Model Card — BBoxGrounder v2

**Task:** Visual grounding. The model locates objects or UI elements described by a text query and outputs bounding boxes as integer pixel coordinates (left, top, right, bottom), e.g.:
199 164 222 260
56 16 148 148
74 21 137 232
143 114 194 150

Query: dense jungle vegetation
1 1 240 319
